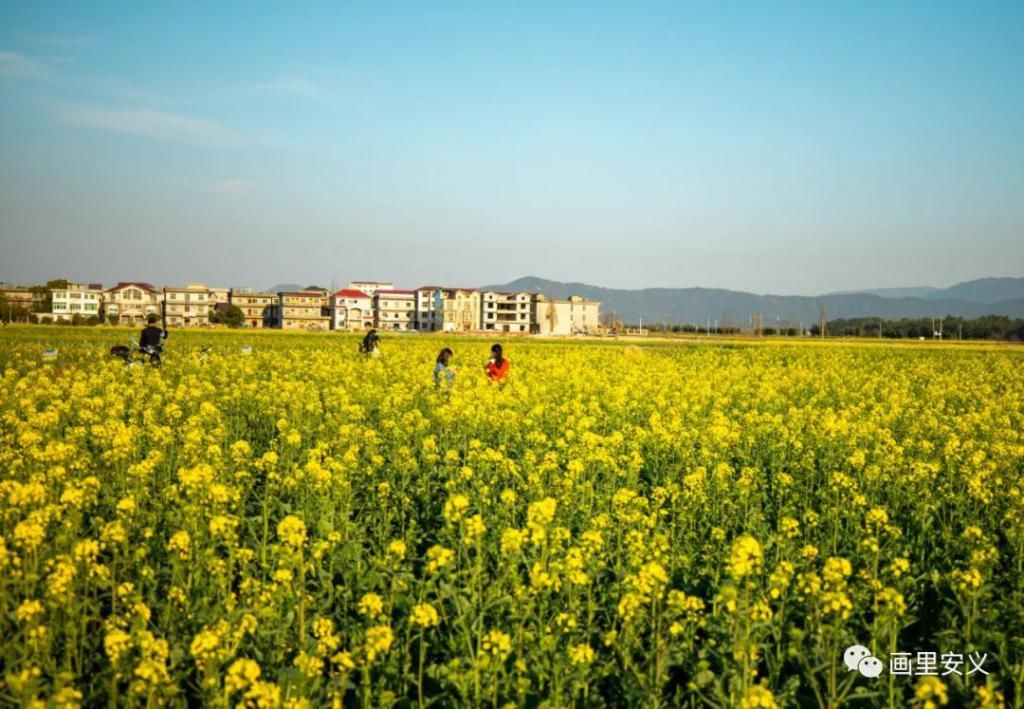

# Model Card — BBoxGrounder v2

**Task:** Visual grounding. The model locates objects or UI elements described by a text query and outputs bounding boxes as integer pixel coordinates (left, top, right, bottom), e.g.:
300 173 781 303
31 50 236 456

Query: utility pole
879 318 883 339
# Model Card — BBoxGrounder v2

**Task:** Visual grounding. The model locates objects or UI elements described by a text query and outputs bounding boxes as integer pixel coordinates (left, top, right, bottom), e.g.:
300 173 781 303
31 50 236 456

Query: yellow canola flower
740 683 779 709
481 630 513 660
277 515 307 548
569 643 595 666
226 658 262 694
914 676 948 707
410 603 441 628
364 625 394 661
358 592 384 619
728 535 763 580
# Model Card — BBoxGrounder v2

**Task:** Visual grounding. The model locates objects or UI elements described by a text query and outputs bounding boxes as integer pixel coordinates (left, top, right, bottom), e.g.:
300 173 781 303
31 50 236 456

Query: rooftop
107 282 158 293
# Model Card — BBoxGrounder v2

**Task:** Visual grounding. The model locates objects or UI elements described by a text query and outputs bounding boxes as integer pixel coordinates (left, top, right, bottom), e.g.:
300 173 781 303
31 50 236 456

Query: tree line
818 315 1024 341
631 315 1024 340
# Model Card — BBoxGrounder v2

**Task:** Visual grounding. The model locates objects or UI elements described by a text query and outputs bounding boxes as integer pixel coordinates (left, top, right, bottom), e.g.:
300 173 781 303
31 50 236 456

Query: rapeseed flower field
1 326 1022 707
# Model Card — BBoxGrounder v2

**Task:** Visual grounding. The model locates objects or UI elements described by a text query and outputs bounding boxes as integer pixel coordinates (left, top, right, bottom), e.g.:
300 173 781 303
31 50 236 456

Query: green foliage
210 305 246 328
828 315 1024 340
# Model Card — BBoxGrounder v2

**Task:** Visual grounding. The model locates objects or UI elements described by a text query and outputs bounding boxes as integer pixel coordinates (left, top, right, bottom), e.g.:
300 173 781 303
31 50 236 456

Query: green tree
210 305 245 328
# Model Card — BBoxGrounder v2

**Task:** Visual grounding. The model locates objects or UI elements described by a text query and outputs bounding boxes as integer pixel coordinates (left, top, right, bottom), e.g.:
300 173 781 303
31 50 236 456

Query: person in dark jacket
139 314 167 365
140 314 167 349
360 328 380 357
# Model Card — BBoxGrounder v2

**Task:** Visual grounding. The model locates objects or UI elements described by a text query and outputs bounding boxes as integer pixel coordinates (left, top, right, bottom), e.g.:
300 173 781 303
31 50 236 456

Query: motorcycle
109 339 163 367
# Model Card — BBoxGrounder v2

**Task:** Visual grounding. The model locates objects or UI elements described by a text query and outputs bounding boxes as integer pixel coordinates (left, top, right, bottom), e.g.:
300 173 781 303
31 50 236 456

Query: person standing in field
485 343 510 382
138 313 168 366
434 347 456 388
360 328 380 357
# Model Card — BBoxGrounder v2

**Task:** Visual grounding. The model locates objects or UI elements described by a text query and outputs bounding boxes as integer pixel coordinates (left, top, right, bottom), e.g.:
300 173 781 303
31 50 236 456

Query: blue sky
1 1 1022 293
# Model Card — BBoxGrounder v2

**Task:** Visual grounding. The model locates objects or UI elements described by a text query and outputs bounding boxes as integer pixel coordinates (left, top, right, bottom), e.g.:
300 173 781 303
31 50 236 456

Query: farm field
1 326 1022 707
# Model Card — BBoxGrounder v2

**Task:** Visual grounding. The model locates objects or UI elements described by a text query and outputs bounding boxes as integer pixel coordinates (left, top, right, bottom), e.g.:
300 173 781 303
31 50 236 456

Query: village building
208 287 231 305
533 294 602 335
103 282 161 325
374 289 416 330
50 283 104 322
276 290 330 330
481 291 533 333
329 289 373 331
229 289 280 328
163 283 212 327
430 287 481 332
414 287 441 331
0 284 43 320
347 281 394 297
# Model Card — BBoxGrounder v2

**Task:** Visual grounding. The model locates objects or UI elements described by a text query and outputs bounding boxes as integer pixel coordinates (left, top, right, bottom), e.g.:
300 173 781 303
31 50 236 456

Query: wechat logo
845 644 883 678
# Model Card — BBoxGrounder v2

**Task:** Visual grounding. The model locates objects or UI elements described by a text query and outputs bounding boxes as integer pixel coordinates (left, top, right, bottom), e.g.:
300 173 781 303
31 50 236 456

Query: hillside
481 276 1024 325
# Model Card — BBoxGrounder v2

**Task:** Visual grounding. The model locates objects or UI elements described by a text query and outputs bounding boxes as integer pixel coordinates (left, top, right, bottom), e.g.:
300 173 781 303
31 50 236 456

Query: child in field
434 347 456 388
484 343 510 382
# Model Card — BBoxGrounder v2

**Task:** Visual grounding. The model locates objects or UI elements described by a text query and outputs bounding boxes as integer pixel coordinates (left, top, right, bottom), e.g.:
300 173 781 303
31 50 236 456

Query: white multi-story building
533 294 602 335
414 287 441 331
51 284 103 322
330 289 374 331
481 291 533 333
375 289 416 330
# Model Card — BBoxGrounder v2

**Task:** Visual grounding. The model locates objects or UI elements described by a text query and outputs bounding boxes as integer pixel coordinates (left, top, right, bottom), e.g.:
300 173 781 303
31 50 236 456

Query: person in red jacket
484 343 510 382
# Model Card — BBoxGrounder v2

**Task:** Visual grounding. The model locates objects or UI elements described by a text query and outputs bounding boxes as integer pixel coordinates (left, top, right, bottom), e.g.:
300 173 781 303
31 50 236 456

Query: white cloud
212 179 258 195
257 76 320 97
62 104 239 144
0 50 49 80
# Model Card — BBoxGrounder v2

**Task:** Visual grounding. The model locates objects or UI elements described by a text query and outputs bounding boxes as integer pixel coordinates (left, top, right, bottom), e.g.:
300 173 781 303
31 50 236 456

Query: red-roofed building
330 289 373 331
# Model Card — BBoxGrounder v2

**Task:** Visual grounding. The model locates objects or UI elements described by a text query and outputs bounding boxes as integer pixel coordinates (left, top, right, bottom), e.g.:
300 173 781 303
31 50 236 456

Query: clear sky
1 1 1022 294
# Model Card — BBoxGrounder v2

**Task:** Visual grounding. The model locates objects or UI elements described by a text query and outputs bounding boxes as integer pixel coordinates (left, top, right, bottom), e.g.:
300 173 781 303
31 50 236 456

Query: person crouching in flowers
434 347 456 388
484 343 510 383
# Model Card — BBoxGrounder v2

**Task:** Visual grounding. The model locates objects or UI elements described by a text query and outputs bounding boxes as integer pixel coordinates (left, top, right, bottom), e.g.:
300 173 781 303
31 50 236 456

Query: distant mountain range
481 276 1024 325
828 277 1024 304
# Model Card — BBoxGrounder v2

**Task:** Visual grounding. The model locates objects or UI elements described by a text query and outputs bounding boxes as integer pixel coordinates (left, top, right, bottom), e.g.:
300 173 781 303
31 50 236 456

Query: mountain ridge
480 276 1024 324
